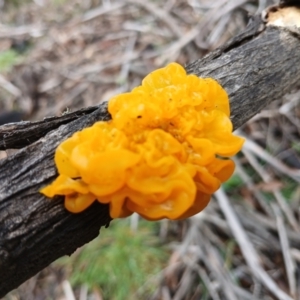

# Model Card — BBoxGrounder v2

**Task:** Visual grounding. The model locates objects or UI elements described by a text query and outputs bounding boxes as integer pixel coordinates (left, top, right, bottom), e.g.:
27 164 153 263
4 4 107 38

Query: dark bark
279 0 300 7
0 106 100 150
1 6 300 297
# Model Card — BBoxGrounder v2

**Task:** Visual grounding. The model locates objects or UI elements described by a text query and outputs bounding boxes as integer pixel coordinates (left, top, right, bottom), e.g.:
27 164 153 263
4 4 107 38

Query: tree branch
1 4 300 297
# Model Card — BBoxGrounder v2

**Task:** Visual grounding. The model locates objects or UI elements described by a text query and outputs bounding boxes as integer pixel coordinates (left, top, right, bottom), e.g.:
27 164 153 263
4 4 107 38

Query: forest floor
1 0 300 299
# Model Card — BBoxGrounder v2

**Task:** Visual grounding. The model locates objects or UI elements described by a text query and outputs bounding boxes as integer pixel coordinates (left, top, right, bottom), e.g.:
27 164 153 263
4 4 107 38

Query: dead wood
1 5 300 297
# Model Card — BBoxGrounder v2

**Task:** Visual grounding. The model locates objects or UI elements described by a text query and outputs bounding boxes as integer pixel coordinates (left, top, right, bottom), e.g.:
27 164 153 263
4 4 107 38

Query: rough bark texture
1 5 300 297
0 106 100 150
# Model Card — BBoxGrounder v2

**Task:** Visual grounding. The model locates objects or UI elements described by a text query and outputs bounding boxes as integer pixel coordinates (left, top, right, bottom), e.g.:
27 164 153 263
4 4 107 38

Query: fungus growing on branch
41 63 244 220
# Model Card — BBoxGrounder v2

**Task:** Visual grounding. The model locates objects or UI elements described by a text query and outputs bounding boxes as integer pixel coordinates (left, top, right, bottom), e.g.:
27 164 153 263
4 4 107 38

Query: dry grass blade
215 188 294 300
118 34 138 84
188 224 240 300
127 0 183 37
196 266 221 300
0 74 21 98
242 145 300 232
172 267 194 300
194 0 249 48
243 138 300 182
80 2 126 23
273 191 300 233
156 25 202 65
0 24 45 38
233 157 274 217
79 284 88 300
290 248 300 263
62 280 76 300
240 208 300 244
273 204 297 299
205 247 239 300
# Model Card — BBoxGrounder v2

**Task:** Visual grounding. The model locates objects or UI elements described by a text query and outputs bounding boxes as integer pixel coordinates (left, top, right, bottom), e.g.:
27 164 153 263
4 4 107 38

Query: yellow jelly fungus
40 62 244 220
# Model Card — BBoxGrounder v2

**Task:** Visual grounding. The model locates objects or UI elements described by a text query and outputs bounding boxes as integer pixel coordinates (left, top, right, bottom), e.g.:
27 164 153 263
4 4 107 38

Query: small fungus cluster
41 63 244 220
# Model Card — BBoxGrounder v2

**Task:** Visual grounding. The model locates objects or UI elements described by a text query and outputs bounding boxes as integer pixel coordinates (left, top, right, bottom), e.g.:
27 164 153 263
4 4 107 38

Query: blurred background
1 0 300 299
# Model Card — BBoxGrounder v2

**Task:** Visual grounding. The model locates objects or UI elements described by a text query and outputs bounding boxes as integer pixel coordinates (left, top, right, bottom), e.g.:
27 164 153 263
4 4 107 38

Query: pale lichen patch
267 6 300 28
